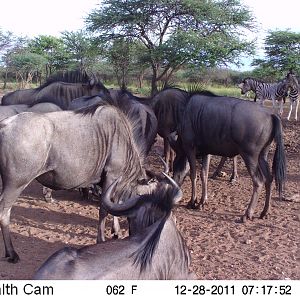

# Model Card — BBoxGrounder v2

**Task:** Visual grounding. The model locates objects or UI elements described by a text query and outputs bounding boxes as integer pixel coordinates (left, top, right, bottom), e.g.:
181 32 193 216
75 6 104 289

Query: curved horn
101 178 141 216
158 155 169 174
162 172 183 204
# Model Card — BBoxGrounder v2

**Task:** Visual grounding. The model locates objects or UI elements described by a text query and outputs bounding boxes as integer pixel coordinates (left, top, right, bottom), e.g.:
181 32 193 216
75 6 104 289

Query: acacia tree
86 0 256 94
7 52 47 87
61 30 100 72
252 30 300 79
28 35 69 78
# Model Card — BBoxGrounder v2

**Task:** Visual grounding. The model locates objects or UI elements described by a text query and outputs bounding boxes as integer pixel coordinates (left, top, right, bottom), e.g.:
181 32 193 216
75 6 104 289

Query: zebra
238 77 289 116
286 70 299 121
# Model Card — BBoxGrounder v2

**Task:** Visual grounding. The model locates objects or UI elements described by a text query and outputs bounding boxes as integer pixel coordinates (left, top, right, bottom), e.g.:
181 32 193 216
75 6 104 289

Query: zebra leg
279 100 283 117
295 100 299 121
287 100 293 120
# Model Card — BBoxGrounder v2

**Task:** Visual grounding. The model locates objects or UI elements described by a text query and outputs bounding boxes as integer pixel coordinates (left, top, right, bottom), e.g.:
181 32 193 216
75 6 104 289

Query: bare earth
0 98 299 280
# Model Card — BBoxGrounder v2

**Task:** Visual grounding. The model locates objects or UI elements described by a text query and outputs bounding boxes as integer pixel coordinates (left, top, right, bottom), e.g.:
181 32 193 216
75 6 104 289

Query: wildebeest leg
241 155 264 222
198 155 211 208
42 186 54 203
259 148 273 219
163 138 172 173
211 156 227 179
97 204 108 243
230 156 239 182
0 185 26 263
111 217 121 239
186 148 197 209
278 100 284 117
79 188 90 201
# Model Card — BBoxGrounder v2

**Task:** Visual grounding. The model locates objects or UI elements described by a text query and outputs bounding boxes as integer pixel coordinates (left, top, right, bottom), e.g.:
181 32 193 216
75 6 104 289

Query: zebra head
238 78 256 95
286 70 299 90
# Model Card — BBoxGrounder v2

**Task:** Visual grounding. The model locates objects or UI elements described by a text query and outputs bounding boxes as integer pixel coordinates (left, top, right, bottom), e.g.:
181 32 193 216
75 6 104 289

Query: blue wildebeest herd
0 70 298 279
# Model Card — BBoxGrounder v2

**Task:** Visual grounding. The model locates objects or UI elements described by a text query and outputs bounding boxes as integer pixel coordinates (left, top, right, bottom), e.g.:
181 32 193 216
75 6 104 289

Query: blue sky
1 0 299 70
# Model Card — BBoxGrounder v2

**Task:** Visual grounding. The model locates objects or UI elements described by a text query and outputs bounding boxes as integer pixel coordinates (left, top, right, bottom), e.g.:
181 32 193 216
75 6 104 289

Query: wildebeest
171 91 286 222
150 87 238 180
0 101 158 263
150 87 189 173
0 103 62 121
1 70 108 109
33 174 196 280
68 89 158 154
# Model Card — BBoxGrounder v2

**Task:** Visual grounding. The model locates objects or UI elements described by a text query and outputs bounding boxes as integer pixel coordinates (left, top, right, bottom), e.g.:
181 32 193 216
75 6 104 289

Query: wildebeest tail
272 114 286 199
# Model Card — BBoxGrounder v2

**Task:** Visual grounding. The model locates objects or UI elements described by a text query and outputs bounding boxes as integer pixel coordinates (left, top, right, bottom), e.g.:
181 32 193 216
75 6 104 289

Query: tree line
0 0 299 94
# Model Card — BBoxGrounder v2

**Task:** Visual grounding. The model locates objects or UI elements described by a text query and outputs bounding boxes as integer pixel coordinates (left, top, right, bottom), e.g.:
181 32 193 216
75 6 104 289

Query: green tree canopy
28 35 70 77
86 0 256 94
61 30 101 72
7 52 47 87
252 30 300 79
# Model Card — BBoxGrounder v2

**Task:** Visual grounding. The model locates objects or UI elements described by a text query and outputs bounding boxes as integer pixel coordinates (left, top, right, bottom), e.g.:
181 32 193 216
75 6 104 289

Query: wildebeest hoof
2 253 20 264
241 213 253 223
230 177 238 183
196 202 205 210
186 201 197 209
259 212 268 219
44 197 55 203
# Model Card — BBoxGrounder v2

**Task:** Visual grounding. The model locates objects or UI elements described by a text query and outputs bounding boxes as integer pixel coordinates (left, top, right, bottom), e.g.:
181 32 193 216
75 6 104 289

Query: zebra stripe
286 71 299 121
239 77 288 115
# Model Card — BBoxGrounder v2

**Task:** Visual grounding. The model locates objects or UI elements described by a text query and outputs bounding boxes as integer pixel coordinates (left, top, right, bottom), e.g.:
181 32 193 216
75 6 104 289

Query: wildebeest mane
131 184 177 273
188 89 219 97
37 70 90 90
74 93 148 162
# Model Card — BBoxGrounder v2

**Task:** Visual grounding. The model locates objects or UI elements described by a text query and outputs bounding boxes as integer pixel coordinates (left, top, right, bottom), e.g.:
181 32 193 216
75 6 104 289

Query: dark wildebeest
1 88 37 105
0 102 159 263
171 91 286 222
1 71 108 109
33 174 196 280
68 89 158 155
150 87 189 173
150 87 238 180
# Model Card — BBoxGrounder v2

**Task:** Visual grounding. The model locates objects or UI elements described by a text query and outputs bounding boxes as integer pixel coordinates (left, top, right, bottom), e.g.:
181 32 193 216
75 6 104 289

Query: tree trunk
151 66 158 96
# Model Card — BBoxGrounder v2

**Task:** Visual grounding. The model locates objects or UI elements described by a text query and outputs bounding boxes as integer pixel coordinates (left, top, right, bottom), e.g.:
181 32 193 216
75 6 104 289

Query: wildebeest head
168 131 190 186
102 172 182 239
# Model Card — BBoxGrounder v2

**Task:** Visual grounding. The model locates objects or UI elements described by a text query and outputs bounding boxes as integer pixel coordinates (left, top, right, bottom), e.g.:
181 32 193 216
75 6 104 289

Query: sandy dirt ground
0 94 299 280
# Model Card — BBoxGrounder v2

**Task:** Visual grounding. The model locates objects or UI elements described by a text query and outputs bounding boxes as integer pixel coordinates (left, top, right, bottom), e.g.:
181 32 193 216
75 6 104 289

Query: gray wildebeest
33 174 196 280
68 89 158 155
171 91 286 222
0 102 158 263
1 70 108 109
0 103 62 121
